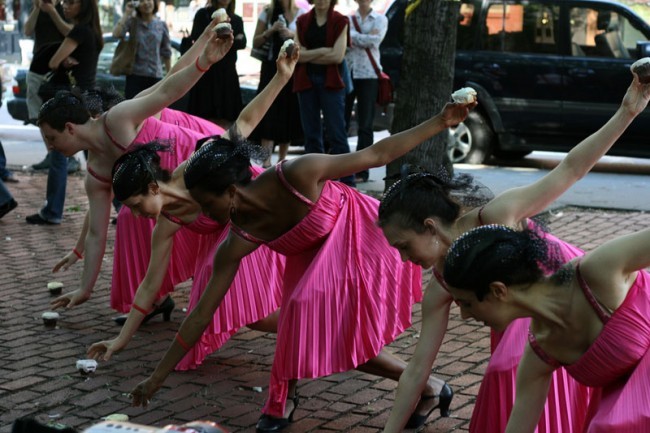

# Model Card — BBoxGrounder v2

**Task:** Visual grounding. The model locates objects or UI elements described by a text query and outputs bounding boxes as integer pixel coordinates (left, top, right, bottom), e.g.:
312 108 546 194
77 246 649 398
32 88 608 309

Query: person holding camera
26 0 103 225
113 0 171 99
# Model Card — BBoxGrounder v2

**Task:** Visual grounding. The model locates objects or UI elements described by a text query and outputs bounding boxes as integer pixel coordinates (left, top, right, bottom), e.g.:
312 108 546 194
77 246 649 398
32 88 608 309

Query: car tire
447 110 494 164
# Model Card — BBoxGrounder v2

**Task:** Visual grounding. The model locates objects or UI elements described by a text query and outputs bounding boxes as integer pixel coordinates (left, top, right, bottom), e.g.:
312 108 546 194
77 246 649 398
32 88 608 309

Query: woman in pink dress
86 144 284 371
37 17 234 313
129 97 477 433
443 224 650 432
377 71 650 432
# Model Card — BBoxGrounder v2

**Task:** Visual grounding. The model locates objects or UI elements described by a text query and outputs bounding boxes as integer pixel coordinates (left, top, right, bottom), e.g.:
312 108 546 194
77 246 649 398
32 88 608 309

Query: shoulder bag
110 20 138 76
352 16 393 106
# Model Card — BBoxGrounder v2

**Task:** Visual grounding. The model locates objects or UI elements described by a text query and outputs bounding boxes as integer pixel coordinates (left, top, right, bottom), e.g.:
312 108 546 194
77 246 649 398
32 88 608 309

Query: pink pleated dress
468 216 593 433
529 264 650 432
105 111 223 312
231 161 422 417
174 167 285 371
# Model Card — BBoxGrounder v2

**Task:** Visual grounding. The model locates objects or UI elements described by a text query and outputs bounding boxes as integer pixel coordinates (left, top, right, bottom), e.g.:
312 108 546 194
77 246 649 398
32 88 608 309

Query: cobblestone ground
1 171 649 433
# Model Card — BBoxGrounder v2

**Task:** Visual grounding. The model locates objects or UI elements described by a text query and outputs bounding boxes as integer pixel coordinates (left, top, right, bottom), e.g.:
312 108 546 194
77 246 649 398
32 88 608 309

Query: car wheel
447 110 494 164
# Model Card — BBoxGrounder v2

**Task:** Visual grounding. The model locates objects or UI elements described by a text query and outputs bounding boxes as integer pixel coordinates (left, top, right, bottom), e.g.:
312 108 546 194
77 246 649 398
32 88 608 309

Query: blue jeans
0 139 12 180
298 71 354 186
0 141 13 205
345 78 378 180
39 150 67 223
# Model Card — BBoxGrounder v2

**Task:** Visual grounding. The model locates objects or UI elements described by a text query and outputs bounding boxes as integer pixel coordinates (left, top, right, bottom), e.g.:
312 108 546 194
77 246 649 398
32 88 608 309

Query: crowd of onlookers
0 0 390 223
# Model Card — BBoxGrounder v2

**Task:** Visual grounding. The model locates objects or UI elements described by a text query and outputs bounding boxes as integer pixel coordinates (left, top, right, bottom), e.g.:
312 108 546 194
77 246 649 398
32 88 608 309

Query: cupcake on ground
76 359 98 375
47 281 64 295
42 312 60 327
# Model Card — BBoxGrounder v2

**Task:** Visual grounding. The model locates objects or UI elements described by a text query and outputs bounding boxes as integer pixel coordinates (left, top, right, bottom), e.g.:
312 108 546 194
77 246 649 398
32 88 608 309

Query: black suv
381 0 650 164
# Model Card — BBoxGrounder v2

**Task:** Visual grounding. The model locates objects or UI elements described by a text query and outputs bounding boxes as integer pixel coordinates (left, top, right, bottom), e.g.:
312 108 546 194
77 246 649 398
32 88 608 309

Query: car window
482 1 560 55
570 7 647 58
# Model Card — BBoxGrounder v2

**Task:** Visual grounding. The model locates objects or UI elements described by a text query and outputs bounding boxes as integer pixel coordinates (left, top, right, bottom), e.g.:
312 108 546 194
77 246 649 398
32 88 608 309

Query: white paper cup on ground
76 359 98 375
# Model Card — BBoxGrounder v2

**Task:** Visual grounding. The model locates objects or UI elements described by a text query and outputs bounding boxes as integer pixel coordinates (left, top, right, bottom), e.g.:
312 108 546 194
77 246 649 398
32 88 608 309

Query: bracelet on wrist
195 56 210 73
73 248 83 259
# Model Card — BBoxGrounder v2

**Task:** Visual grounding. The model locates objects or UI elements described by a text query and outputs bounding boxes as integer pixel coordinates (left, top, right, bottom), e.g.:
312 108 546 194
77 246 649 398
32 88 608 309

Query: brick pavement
1 171 649 433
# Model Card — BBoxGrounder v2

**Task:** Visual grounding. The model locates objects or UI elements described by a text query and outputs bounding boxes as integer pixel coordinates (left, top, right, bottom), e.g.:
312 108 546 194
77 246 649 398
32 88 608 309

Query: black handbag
38 70 76 102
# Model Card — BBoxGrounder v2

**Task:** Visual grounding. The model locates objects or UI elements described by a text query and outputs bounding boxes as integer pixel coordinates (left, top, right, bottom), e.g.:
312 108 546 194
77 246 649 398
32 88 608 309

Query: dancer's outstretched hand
201 18 234 65
439 101 478 128
622 73 650 117
51 289 90 310
277 44 299 80
52 251 80 273
131 376 163 408
88 338 126 361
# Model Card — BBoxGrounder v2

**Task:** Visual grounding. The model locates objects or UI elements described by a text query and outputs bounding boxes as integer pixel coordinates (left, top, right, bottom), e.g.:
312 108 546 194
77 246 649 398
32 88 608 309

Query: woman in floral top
113 0 171 99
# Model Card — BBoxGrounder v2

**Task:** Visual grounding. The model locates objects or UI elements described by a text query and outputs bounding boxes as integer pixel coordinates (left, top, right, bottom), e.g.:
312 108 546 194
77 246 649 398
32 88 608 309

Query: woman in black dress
186 0 246 128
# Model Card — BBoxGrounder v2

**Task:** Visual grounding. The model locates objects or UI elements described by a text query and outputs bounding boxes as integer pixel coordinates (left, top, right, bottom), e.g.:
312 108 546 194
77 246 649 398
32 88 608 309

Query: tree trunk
386 0 460 189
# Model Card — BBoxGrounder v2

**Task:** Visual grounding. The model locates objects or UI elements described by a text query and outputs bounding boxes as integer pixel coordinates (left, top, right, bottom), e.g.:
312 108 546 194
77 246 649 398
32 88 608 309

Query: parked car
380 0 650 164
8 34 256 123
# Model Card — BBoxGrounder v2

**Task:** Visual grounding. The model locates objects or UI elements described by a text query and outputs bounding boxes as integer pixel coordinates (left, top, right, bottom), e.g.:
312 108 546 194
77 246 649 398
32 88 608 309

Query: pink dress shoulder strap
102 112 128 151
576 261 612 323
432 267 449 291
276 160 315 207
230 223 266 245
86 165 111 184
528 261 612 368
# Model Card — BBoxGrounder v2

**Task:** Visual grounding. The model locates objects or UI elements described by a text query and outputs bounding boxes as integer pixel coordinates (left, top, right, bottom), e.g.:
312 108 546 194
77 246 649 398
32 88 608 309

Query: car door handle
568 68 595 77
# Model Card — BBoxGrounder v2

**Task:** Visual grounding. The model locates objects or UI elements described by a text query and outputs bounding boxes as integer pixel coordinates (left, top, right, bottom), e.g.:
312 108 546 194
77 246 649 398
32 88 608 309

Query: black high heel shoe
405 383 454 429
113 296 175 326
255 393 300 433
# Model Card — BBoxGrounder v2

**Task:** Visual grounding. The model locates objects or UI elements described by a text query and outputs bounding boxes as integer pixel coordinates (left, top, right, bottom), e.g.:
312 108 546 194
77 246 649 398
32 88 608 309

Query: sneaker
0 199 17 219
25 213 59 225
32 154 52 170
67 157 81 174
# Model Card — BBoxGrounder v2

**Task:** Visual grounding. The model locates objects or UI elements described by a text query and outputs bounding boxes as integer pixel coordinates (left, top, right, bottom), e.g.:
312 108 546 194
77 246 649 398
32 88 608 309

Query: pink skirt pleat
470 318 592 433
110 207 201 312
175 228 285 371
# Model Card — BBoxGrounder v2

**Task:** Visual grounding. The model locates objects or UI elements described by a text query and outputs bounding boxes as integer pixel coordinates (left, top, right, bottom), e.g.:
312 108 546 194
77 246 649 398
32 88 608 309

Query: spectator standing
250 0 306 168
344 0 386 183
23 0 75 173
26 0 103 225
294 0 353 186
113 0 171 99
186 0 246 129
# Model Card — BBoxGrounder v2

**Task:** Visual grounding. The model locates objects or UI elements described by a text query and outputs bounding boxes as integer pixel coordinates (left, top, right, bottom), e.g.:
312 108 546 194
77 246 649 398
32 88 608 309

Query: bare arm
295 31 328 63
87 217 181 361
50 176 113 309
48 37 79 70
129 232 259 406
290 101 475 183
41 2 73 36
383 280 453 433
504 346 555 433
112 8 133 38
133 16 224 99
230 47 298 138
24 1 41 37
107 30 233 142
52 210 90 273
484 76 650 226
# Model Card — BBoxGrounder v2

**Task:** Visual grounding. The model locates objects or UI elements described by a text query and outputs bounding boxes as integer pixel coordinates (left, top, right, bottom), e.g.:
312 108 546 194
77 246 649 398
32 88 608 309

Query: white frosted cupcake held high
631 58 650 84
451 87 477 104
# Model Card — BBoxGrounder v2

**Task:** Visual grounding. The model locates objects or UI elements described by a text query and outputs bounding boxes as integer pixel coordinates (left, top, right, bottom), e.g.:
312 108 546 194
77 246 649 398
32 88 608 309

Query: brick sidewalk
1 171 649 433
